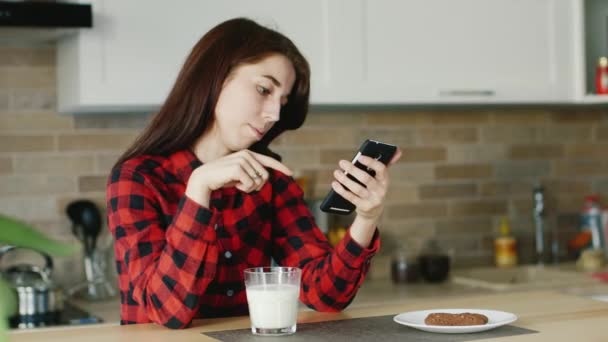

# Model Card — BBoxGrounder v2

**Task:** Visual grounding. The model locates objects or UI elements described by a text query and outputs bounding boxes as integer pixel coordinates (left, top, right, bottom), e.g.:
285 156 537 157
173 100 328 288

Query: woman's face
212 53 296 152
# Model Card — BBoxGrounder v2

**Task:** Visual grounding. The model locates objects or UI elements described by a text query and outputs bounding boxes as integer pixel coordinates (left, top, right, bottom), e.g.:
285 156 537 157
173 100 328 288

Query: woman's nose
263 99 281 122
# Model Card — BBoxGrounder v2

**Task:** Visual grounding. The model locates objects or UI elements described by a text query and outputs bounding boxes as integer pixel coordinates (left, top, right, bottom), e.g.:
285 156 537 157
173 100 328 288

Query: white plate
393 308 517 334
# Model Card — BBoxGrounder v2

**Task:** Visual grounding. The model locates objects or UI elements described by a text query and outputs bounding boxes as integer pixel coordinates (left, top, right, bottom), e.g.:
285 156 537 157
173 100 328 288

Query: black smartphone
320 139 397 215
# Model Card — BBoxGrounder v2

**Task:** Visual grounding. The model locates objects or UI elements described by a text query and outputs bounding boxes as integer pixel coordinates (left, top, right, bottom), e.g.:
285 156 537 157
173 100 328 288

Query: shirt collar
167 149 202 184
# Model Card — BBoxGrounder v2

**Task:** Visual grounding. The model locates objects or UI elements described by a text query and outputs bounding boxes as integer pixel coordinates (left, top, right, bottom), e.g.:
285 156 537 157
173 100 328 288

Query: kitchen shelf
580 0 608 99
581 94 608 104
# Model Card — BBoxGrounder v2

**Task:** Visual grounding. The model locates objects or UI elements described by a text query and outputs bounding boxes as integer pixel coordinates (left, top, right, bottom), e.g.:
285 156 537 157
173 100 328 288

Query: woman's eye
256 85 271 95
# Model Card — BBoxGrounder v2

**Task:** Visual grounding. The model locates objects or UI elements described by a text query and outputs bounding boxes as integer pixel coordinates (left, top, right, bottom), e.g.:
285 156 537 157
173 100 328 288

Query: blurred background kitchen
2 0 608 329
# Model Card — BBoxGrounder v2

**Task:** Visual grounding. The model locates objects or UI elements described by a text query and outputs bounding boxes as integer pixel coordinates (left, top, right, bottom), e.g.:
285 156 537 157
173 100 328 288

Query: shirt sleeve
107 165 219 329
270 171 380 312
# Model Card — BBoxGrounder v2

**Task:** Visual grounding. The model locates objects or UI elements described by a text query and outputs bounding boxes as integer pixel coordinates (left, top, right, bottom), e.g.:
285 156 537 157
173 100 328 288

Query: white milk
246 284 299 329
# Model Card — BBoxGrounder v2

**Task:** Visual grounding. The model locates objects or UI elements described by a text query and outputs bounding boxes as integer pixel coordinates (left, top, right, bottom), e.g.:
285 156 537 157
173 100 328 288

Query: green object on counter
0 214 80 342
0 278 13 342
0 215 79 257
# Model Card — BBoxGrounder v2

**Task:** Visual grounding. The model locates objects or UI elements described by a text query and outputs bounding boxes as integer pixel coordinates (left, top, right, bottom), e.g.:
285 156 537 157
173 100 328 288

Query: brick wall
2 46 608 284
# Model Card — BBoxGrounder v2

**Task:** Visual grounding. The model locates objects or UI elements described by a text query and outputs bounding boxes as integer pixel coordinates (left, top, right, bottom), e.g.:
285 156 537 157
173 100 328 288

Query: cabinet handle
439 90 495 97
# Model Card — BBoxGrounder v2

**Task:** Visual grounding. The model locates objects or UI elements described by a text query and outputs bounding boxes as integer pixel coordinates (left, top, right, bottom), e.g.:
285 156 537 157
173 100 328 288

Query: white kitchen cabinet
57 0 579 114
328 0 577 104
57 0 340 113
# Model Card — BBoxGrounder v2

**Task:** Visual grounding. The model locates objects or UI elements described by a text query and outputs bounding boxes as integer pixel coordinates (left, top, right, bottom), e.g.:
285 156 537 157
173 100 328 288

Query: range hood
0 1 92 44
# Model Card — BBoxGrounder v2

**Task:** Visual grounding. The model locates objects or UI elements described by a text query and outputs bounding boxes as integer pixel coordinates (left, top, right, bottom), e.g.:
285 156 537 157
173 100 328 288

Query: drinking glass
244 267 301 336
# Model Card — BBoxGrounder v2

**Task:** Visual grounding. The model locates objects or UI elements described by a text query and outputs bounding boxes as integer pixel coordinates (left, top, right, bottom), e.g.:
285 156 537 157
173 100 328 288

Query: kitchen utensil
66 200 116 301
0 245 65 328
79 249 117 301
66 200 102 257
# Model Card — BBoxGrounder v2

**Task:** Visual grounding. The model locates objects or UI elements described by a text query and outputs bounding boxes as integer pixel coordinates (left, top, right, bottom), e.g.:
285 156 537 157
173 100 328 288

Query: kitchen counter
63 258 608 325
352 276 493 307
68 296 121 323
64 277 485 325
9 290 608 341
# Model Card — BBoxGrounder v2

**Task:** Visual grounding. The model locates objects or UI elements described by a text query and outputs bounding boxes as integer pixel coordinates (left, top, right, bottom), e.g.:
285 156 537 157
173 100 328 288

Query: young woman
106 17 401 329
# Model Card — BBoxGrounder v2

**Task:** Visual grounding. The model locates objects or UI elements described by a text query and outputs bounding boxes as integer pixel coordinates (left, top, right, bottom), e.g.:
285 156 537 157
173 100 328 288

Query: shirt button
214 224 218 230
224 251 232 259
226 289 234 297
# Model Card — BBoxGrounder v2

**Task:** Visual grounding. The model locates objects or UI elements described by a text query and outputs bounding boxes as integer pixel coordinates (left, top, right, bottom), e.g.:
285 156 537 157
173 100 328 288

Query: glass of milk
244 267 302 336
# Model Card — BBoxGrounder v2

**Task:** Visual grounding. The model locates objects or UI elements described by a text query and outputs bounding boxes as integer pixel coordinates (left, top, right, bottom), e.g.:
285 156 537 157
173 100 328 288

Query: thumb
389 149 402 166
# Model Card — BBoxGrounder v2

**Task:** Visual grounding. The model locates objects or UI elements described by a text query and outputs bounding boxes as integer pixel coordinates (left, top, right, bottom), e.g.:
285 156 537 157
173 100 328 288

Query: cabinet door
58 0 334 113
330 0 574 104
58 0 577 111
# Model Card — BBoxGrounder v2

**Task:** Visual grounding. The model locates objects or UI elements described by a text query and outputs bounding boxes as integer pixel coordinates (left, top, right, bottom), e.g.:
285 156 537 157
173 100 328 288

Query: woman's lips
249 124 264 139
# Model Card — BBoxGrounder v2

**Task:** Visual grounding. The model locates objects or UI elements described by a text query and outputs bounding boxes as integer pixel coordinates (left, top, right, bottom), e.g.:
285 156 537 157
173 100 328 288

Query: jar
417 240 451 283
390 250 419 284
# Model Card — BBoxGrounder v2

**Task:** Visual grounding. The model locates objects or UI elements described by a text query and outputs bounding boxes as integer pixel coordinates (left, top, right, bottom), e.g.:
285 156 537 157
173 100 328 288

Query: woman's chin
229 138 255 152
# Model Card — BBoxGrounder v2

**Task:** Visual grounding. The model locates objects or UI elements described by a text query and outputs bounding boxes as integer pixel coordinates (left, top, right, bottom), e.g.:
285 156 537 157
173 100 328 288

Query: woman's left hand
331 149 402 222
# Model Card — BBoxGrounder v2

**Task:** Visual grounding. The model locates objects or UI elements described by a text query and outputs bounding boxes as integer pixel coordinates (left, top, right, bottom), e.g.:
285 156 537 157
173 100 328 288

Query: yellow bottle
328 226 347 247
495 217 518 267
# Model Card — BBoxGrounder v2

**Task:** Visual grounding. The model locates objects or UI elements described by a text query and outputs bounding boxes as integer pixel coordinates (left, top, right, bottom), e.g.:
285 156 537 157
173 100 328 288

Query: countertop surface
10 260 608 340
71 259 606 321
64 274 489 324
9 290 608 341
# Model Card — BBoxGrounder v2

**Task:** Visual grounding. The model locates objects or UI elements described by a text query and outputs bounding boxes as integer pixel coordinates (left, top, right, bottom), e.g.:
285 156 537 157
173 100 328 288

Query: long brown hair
114 18 310 168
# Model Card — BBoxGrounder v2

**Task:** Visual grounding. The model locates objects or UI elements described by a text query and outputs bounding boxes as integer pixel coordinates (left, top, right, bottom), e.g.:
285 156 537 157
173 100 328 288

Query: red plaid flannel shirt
106 149 379 329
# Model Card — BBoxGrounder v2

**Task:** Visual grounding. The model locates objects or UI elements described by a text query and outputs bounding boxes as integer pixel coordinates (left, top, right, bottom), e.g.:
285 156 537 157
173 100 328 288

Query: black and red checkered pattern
106 149 379 329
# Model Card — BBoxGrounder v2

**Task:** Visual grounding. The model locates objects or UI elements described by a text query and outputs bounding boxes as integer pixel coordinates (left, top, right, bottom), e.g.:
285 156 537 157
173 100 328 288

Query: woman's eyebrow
262 75 281 87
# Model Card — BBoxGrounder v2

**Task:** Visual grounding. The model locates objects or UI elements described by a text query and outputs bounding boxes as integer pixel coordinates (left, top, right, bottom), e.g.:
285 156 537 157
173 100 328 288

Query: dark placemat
203 314 537 342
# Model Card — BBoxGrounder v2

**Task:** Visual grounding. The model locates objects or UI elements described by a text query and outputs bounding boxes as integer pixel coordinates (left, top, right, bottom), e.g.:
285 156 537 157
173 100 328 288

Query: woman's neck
192 129 230 163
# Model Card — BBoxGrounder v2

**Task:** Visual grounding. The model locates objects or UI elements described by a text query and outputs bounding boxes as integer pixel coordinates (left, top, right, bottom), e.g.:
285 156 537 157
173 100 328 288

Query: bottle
494 217 518 267
596 57 608 95
327 225 346 247
603 207 608 257
581 195 604 250
532 186 545 263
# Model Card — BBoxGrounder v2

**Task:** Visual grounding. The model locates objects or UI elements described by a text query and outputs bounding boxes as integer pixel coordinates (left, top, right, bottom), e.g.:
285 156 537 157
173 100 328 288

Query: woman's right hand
185 150 293 207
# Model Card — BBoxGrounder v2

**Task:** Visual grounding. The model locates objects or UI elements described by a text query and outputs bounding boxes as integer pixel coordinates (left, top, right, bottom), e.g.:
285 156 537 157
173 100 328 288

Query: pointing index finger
250 152 293 176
